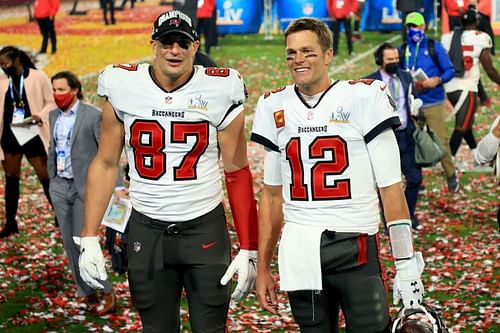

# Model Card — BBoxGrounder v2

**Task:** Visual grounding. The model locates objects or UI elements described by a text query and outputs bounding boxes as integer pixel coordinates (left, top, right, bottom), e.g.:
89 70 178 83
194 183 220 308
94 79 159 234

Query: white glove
410 96 423 117
219 249 257 302
73 236 108 290
393 251 425 310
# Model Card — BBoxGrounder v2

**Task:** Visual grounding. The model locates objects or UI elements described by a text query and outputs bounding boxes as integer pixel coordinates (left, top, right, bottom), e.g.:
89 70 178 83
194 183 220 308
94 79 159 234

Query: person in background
474 116 499 227
34 0 59 54
0 46 55 238
365 43 423 231
444 0 468 30
49 71 120 314
327 0 358 56
396 0 423 40
174 0 198 28
352 0 365 41
99 0 116 25
400 12 458 192
253 17 425 332
76 10 258 332
196 0 216 55
470 0 495 107
441 5 500 159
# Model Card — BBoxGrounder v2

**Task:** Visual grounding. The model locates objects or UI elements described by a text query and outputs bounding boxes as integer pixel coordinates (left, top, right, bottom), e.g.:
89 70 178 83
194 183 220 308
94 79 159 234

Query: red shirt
327 0 359 19
34 0 60 18
444 0 468 16
197 0 216 19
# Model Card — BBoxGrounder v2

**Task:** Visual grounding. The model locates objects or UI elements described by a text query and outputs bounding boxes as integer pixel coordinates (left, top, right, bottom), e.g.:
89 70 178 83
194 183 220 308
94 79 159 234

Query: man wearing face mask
48 71 123 315
365 43 423 231
400 12 458 193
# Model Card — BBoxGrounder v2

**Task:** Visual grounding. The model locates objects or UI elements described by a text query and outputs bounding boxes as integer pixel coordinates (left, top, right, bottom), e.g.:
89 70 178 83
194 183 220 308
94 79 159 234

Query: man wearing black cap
75 9 258 332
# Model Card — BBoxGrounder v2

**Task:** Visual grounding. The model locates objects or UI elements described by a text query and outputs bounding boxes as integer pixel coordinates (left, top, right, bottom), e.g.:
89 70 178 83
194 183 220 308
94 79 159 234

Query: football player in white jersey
441 5 500 157
76 10 258 332
253 18 425 332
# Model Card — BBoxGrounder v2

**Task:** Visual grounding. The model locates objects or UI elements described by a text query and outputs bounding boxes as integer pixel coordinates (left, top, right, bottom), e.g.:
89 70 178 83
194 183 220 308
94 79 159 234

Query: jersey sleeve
477 32 493 50
97 65 124 121
263 150 283 185
357 80 401 144
97 65 112 99
366 129 402 187
216 68 246 130
250 94 280 152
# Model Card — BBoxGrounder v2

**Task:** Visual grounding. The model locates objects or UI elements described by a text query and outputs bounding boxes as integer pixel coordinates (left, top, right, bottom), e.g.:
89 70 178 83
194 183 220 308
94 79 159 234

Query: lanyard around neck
55 113 76 148
9 71 24 106
405 42 421 71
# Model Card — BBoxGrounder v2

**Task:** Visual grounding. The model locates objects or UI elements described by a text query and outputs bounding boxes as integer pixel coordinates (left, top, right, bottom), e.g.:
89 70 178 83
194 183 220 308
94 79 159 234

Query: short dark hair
51 71 84 100
374 42 398 66
284 18 332 52
0 46 36 71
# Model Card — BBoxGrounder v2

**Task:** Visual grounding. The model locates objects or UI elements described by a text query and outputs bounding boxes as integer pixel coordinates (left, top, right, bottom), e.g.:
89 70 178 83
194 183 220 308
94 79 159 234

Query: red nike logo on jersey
202 242 217 249
380 84 387 91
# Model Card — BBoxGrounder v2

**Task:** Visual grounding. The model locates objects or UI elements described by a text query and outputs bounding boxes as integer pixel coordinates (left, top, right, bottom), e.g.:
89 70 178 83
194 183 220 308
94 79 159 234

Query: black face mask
384 62 399 75
2 66 17 77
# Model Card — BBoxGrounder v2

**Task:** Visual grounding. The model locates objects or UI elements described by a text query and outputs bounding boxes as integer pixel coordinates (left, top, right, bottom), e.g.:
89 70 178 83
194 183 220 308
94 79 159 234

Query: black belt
132 204 223 279
146 214 204 235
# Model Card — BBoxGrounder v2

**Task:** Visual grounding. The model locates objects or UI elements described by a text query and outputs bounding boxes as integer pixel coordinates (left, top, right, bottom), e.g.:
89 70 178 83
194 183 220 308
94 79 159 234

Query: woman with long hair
0 46 55 237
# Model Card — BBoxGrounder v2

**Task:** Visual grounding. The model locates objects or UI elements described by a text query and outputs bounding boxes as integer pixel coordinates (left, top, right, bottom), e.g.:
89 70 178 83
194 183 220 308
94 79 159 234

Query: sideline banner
276 0 332 31
363 0 435 31
216 0 264 34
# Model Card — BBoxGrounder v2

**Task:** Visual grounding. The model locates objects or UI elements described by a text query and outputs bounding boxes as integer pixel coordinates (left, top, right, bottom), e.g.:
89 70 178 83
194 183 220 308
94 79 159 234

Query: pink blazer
0 68 56 160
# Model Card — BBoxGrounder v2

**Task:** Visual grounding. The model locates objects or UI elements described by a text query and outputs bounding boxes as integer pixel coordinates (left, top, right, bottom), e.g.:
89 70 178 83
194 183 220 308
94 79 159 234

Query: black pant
196 18 215 54
332 19 353 55
288 233 390 332
448 15 462 30
36 17 56 53
127 204 231 333
100 0 115 24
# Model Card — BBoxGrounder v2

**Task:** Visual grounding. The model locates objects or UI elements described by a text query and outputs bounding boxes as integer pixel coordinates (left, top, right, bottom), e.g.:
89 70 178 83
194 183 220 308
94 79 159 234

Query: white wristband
387 219 414 260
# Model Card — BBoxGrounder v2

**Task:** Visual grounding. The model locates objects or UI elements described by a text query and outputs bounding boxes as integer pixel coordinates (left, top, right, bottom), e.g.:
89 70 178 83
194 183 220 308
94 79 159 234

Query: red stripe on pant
462 91 476 131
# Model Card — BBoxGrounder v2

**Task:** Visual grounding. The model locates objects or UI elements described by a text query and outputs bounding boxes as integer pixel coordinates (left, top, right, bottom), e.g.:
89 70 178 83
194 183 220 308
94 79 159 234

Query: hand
393 251 425 310
444 98 453 113
492 120 500 139
114 187 128 201
220 249 257 302
256 269 278 314
73 236 108 290
421 77 442 89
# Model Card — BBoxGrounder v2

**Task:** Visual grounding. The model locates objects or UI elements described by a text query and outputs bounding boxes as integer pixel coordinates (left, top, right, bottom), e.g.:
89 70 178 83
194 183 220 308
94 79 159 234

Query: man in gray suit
48 71 120 314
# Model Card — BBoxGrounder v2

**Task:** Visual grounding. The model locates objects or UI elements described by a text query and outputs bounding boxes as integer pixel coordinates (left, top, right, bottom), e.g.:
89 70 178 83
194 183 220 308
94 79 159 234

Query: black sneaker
0 224 19 238
411 218 423 232
447 175 460 193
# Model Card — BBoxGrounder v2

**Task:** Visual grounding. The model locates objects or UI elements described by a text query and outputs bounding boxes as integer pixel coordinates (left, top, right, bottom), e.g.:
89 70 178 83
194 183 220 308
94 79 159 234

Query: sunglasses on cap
158 34 193 49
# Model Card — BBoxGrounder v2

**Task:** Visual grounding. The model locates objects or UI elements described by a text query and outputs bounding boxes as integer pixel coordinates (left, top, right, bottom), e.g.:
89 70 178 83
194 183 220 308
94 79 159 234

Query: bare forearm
485 68 500 86
257 187 283 272
81 159 120 236
379 182 410 221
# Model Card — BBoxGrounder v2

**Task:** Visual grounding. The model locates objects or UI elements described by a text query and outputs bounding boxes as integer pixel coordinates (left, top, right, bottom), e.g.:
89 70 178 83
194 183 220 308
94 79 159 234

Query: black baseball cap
151 10 198 42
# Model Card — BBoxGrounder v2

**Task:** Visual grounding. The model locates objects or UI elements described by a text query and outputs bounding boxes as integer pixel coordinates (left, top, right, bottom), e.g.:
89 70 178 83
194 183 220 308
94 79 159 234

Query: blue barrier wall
216 0 264 34
277 0 333 31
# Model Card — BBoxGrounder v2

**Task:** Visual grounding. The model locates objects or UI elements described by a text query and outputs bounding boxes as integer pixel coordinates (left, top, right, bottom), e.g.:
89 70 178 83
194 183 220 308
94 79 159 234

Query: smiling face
285 30 333 95
151 33 199 90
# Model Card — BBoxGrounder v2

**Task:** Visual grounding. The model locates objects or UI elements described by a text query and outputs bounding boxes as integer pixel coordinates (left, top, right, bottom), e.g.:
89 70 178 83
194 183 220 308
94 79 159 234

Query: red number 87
129 120 209 180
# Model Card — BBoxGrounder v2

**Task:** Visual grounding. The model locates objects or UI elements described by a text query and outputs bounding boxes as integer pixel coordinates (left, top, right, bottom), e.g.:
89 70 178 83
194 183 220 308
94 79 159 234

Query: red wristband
224 165 258 250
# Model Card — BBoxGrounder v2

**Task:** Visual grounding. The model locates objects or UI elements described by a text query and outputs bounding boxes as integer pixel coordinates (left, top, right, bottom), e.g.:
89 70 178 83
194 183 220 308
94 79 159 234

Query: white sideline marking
330 35 401 76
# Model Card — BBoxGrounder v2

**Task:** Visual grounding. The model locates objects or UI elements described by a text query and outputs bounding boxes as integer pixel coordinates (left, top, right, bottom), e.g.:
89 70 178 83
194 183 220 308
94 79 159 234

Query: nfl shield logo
165 96 173 104
133 241 141 253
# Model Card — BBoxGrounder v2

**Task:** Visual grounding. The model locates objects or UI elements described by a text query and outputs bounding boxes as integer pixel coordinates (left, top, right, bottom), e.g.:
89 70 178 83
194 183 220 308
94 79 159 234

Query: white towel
278 222 324 291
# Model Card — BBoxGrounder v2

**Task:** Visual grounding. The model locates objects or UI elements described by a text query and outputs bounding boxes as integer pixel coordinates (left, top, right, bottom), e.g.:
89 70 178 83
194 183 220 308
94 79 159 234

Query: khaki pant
422 103 455 177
